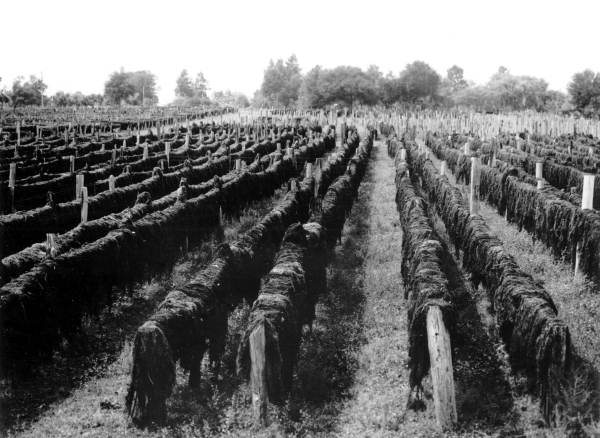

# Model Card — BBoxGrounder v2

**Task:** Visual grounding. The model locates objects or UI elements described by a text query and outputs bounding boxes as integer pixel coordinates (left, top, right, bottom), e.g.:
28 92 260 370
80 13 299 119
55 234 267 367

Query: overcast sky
2 0 599 104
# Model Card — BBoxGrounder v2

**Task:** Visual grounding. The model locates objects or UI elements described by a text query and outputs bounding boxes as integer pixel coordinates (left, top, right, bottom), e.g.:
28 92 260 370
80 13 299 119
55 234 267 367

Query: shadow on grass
0 241 218 433
284 174 374 435
1 188 288 435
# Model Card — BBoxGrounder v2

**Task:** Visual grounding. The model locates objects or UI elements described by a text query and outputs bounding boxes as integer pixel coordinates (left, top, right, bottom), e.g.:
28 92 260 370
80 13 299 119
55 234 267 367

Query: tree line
255 55 600 117
0 69 250 110
3 59 600 117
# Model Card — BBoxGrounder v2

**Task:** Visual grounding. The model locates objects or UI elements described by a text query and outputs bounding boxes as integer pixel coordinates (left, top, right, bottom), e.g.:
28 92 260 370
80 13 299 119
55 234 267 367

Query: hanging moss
408 147 572 420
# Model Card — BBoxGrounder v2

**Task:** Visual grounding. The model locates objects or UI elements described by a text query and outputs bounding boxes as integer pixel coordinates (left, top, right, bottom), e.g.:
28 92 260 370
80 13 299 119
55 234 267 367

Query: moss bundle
394 161 462 390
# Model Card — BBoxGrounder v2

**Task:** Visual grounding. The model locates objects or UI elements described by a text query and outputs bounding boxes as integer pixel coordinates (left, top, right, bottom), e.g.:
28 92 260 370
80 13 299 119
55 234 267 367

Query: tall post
80 187 88 223
469 157 481 215
75 174 85 201
9 163 16 212
165 142 171 167
427 306 457 431
575 174 594 276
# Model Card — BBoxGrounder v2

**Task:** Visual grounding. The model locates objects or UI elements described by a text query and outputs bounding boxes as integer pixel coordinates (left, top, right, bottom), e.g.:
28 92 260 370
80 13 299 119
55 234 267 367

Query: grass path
331 140 439 437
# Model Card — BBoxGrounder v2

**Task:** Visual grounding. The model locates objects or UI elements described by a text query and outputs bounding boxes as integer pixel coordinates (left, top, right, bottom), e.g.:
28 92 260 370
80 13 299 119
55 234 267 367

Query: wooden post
469 157 481 215
165 142 171 167
9 162 16 212
235 159 242 170
306 162 313 179
399 149 407 161
108 175 116 192
111 149 116 166
46 233 57 258
80 187 88 223
16 121 21 147
249 322 268 426
70 155 75 174
427 306 457 430
575 174 595 276
143 144 149 160
75 174 84 200
440 161 447 176
535 162 543 180
463 142 470 156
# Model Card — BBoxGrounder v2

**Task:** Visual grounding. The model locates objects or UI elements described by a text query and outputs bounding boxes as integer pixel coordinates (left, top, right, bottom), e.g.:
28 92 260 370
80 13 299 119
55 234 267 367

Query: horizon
2 0 600 104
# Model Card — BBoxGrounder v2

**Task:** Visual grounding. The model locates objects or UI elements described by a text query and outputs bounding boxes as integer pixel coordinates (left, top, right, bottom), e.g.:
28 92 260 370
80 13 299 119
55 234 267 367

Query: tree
129 71 157 105
52 91 104 106
298 65 379 108
175 69 194 98
212 90 249 108
446 65 467 93
104 70 136 105
381 72 404 105
10 75 47 109
398 61 441 102
568 70 600 114
104 69 157 105
260 54 302 106
298 65 324 108
365 65 384 102
193 73 208 99
173 70 210 105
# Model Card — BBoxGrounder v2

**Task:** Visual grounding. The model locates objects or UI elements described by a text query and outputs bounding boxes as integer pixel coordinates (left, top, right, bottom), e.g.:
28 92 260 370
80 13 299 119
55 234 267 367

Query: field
1 108 600 437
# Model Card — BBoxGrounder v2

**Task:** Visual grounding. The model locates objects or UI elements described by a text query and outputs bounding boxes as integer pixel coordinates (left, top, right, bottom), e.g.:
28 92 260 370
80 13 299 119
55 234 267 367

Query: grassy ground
426 147 600 435
427 150 600 374
2 189 287 438
9 138 597 437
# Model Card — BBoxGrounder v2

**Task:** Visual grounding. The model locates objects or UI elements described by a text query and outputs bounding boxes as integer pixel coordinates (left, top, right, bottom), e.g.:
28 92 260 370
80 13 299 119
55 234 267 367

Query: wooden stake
469 157 481 215
305 162 313 179
75 174 85 200
143 144 149 160
235 159 242 170
165 142 171 167
80 186 88 223
582 174 594 210
440 161 447 176
70 155 75 174
8 162 16 212
535 162 543 180
46 233 57 258
108 175 116 192
249 322 268 426
575 174 594 276
427 306 457 431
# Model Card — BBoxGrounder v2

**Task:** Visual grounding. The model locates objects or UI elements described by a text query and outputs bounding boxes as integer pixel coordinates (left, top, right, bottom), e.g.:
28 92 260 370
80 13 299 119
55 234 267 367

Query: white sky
2 0 599 104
